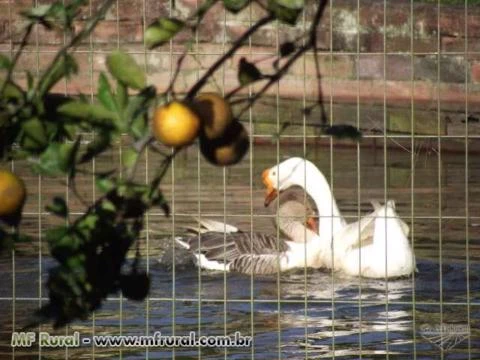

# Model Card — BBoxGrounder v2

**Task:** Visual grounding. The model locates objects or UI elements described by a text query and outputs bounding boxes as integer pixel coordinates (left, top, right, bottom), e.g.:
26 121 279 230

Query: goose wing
183 232 290 263
370 200 409 236
336 214 376 251
340 201 410 251
230 253 287 274
184 218 239 234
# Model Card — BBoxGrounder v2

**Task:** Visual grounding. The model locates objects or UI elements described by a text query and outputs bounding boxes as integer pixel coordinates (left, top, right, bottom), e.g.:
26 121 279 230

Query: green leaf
63 123 78 139
97 73 117 112
2 81 24 101
26 71 34 90
267 0 303 25
79 132 111 163
21 4 53 21
20 117 48 151
46 225 69 245
77 213 99 234
95 176 115 193
116 82 128 110
33 142 78 176
47 226 80 263
130 115 148 139
100 199 116 213
122 148 138 169
238 57 263 86
46 197 69 218
21 2 85 30
58 101 118 128
125 86 156 121
145 18 185 49
0 54 11 70
125 86 156 138
223 0 250 13
106 50 146 90
38 54 78 95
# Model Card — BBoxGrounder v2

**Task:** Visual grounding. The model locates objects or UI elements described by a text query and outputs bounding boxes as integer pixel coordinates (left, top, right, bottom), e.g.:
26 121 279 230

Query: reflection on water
1 141 479 359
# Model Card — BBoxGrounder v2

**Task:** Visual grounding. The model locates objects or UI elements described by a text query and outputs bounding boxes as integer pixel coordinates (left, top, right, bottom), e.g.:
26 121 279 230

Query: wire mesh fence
0 0 479 359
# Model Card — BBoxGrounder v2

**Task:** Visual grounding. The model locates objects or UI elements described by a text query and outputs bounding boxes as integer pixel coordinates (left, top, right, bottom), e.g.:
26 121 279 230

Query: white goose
176 190 326 275
262 157 416 278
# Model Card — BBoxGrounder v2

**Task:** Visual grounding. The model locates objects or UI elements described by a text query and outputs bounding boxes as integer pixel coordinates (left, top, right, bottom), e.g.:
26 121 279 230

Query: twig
127 135 154 181
225 84 246 100
308 0 328 125
69 179 90 208
35 0 116 93
165 48 190 97
185 14 275 100
236 0 329 119
133 135 154 153
311 43 327 124
0 23 34 96
150 149 179 192
189 53 224 94
189 0 219 31
149 142 171 157
164 0 219 97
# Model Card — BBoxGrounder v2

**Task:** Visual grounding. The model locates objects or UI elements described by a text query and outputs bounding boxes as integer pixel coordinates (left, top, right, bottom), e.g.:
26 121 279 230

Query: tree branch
0 23 34 96
185 14 275 100
164 0 219 97
235 0 329 120
36 0 116 93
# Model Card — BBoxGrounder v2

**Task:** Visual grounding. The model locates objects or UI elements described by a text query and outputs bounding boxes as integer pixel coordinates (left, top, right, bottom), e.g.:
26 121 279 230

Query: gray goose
175 188 324 275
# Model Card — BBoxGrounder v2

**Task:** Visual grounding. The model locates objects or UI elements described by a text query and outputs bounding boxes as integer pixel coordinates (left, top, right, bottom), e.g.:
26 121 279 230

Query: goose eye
272 171 276 177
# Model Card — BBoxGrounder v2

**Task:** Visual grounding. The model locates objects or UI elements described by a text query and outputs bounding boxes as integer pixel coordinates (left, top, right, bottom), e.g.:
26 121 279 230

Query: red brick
442 35 466 53
358 55 383 80
386 55 412 81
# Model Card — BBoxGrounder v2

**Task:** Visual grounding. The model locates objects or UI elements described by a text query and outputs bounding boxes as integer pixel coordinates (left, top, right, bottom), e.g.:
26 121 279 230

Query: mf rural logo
419 323 470 351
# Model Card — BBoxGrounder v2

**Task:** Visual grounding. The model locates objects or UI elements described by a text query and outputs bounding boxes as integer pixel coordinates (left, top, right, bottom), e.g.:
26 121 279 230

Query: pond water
0 138 479 359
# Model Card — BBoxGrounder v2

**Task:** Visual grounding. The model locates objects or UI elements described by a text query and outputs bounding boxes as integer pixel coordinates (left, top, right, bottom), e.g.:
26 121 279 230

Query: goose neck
303 167 345 240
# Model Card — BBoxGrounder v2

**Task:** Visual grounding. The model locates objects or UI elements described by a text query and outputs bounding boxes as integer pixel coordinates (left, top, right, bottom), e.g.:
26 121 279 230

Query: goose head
276 200 318 240
263 157 346 242
262 157 312 207
271 186 318 236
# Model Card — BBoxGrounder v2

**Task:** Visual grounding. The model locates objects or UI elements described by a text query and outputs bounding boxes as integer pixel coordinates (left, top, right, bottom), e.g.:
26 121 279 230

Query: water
0 140 479 359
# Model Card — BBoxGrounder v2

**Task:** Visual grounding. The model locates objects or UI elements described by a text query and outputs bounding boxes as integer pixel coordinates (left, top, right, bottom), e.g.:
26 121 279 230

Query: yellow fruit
200 120 249 166
193 93 233 140
152 101 201 147
0 170 26 216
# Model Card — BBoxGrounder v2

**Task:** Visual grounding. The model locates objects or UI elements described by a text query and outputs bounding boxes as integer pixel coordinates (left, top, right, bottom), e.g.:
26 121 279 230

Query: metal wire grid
2 0 477 359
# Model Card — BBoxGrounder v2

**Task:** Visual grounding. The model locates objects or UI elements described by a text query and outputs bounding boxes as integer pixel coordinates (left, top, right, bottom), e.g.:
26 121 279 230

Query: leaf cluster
0 0 161 326
35 180 167 327
0 0 362 328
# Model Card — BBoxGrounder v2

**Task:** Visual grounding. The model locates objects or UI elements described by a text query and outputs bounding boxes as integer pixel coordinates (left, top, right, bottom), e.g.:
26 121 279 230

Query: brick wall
1 0 479 113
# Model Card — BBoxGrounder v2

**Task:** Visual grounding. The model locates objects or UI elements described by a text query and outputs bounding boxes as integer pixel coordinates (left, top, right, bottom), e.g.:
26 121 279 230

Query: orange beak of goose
306 217 319 234
262 168 278 207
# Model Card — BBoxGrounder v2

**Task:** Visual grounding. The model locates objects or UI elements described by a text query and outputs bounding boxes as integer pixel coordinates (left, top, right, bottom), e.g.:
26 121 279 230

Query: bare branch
186 14 275 100
0 23 34 95
165 0 219 97
36 0 116 93
235 0 329 120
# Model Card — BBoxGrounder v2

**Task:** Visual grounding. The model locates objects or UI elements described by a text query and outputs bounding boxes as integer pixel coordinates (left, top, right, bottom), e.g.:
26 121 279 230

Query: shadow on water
0 141 479 359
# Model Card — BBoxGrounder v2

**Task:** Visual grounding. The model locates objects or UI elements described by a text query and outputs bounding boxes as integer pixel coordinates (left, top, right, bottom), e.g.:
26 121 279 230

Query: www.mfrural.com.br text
11 331 252 348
